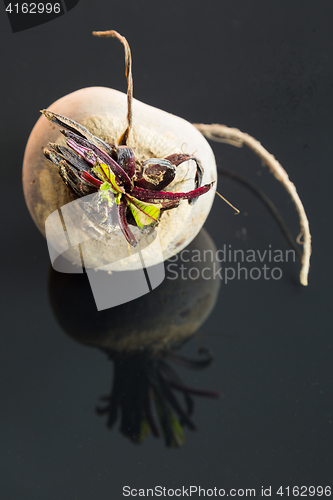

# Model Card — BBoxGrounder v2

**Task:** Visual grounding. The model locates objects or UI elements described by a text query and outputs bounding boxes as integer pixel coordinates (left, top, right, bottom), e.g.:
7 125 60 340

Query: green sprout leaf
129 198 161 229
94 163 126 194
99 182 115 207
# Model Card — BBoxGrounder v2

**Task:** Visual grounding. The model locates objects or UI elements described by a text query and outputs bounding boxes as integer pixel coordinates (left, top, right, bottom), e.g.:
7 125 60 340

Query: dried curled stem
193 123 311 286
92 30 133 145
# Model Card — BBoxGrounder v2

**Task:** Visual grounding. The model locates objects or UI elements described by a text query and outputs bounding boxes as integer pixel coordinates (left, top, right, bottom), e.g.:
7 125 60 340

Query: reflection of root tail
194 123 311 286
96 348 219 447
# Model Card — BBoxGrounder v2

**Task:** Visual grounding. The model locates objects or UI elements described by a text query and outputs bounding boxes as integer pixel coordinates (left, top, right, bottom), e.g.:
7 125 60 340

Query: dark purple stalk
66 139 97 166
58 163 85 197
42 109 115 157
62 130 134 190
117 199 138 247
52 143 92 172
115 146 136 178
81 171 103 188
132 182 214 202
165 153 204 193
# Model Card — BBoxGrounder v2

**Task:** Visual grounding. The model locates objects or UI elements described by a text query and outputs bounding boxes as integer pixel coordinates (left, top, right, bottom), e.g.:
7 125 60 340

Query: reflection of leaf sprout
97 347 219 447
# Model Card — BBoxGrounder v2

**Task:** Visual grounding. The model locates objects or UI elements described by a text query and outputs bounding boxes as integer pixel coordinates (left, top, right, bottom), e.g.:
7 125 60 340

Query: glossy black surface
1 1 332 498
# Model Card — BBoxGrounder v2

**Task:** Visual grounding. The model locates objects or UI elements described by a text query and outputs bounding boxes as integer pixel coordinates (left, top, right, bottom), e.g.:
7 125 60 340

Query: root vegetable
22 29 311 283
22 31 216 271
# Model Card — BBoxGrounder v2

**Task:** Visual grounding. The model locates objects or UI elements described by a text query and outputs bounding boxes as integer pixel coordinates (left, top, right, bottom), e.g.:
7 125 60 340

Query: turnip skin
23 87 216 270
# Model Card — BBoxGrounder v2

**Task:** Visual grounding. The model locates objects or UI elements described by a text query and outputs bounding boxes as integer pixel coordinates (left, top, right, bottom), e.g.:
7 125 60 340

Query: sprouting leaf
129 197 161 229
99 182 115 207
93 162 111 183
94 165 126 195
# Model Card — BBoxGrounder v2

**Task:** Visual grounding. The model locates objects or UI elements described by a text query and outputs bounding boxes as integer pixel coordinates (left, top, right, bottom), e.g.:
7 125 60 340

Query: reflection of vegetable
48 229 221 446
96 349 219 447
48 228 220 352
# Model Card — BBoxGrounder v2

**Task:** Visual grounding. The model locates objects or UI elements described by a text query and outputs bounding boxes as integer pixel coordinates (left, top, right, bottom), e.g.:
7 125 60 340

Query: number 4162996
276 486 331 496
5 3 61 14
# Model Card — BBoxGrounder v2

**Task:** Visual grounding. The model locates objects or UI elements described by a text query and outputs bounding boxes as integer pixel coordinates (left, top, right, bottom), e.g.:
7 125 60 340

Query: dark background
0 1 332 498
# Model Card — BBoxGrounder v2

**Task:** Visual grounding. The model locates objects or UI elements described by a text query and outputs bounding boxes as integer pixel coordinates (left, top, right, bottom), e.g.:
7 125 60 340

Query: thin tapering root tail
193 123 311 286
